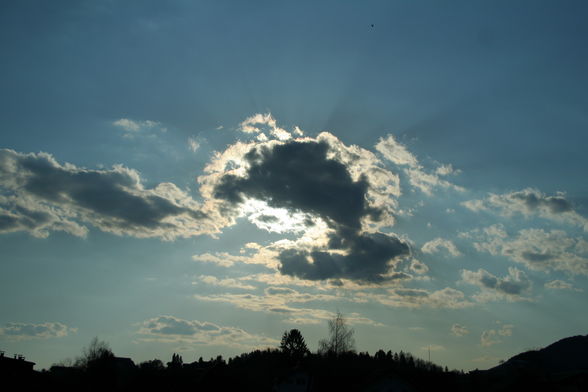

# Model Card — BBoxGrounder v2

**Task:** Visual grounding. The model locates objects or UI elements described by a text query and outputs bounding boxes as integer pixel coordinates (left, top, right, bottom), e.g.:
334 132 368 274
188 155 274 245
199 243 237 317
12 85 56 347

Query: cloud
421 238 462 257
466 225 588 276
461 267 532 302
435 164 460 176
194 275 256 290
193 291 382 326
0 322 77 340
375 134 464 196
355 287 472 309
409 259 429 274
277 232 410 283
451 324 469 337
463 188 588 231
544 280 582 291
375 135 419 167
188 137 200 152
239 113 277 134
113 118 164 137
199 129 410 283
481 324 514 347
137 315 277 350
0 149 218 240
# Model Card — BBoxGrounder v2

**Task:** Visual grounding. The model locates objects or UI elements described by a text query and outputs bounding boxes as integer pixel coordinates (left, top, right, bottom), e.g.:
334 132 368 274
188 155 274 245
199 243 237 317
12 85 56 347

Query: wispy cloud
461 267 532 302
481 324 513 347
188 137 200 152
113 118 165 137
451 324 469 337
137 315 277 350
464 225 588 276
421 238 462 257
544 280 582 291
375 134 464 196
0 322 77 340
355 287 472 309
463 188 588 231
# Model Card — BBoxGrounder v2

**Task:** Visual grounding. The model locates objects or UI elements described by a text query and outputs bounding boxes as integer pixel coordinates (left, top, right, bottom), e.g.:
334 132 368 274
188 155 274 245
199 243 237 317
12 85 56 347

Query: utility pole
428 346 430 362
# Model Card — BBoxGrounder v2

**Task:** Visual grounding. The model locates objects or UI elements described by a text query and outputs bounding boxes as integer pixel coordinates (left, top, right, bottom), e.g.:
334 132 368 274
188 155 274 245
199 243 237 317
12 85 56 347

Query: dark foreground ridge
2 334 587 391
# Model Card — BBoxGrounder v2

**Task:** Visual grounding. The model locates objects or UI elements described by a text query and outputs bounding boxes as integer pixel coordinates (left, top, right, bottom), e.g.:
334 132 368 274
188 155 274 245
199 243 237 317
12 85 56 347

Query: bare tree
318 311 355 356
74 337 114 368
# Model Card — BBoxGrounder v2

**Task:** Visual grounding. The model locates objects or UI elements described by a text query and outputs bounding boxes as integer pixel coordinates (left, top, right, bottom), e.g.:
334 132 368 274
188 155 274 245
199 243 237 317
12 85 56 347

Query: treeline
7 313 470 391
41 346 461 391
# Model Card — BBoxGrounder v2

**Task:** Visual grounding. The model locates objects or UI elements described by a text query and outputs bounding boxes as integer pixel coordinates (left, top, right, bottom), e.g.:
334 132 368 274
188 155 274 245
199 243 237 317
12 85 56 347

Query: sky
1 0 587 371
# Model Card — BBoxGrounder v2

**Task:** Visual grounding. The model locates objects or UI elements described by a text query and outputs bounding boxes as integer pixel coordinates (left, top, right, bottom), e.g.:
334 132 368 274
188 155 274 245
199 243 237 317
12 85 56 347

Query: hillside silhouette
469 334 588 391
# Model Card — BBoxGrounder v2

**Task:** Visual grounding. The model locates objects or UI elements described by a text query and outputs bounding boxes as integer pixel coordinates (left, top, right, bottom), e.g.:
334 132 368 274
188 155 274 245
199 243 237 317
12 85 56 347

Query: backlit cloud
0 321 77 340
421 238 461 257
375 135 464 196
461 267 532 302
463 188 588 231
481 324 514 347
0 149 217 240
137 315 277 350
465 225 588 276
198 121 410 283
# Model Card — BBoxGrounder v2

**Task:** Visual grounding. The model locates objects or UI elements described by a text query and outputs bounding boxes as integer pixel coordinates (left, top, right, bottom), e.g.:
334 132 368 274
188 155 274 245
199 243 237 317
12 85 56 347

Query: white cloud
137 315 278 350
544 280 582 291
409 259 429 274
355 287 473 309
461 267 532 302
481 324 514 347
466 225 588 276
188 137 200 152
0 322 77 340
375 135 419 167
375 134 464 196
421 238 462 257
435 164 460 176
239 113 277 133
193 275 256 290
463 188 588 231
451 324 469 337
193 291 382 326
113 118 162 136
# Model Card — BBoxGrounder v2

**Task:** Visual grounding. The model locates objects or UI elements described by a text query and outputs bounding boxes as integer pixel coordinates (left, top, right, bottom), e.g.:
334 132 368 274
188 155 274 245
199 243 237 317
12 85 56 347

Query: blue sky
1 0 587 371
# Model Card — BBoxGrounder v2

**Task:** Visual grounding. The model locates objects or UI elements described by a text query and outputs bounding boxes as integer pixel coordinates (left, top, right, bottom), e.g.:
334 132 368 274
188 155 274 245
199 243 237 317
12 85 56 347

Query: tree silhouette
74 337 114 368
280 329 310 359
167 353 183 369
318 311 355 356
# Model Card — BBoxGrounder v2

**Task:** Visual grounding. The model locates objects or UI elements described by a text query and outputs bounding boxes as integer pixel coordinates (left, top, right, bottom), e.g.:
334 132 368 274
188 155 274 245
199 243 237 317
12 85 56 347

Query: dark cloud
265 287 297 296
510 190 573 214
0 149 212 239
214 141 379 232
521 251 554 263
462 268 531 299
145 316 219 335
212 140 410 283
278 232 409 283
0 322 75 339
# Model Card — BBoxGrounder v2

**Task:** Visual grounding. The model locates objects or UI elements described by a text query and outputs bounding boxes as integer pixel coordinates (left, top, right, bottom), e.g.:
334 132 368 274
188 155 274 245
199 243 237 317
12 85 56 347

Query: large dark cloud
213 140 410 283
214 141 380 231
0 149 212 239
278 235 409 283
